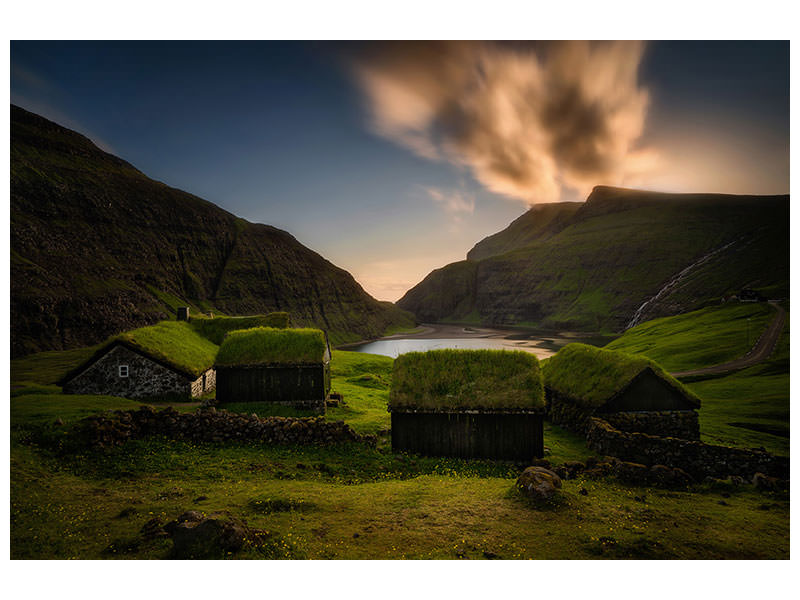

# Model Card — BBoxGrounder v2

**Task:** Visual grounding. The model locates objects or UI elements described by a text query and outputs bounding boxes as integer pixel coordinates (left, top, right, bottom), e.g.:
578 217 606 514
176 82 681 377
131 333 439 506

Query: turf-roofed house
60 321 218 400
542 344 701 439
389 350 545 460
214 327 332 414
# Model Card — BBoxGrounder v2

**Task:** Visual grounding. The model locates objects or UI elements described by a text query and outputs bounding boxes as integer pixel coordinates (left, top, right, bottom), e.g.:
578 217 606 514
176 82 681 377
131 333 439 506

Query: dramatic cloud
352 41 652 204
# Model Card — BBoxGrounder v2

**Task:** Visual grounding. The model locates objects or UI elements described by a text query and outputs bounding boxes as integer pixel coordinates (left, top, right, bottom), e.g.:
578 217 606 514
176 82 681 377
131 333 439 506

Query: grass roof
57 321 220 384
389 349 544 412
190 312 290 345
113 321 219 378
215 327 328 367
541 343 701 409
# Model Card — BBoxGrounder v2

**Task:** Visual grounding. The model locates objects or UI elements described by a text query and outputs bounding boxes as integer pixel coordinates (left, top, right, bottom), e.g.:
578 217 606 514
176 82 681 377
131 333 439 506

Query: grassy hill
398 186 788 332
603 303 789 456
11 105 414 356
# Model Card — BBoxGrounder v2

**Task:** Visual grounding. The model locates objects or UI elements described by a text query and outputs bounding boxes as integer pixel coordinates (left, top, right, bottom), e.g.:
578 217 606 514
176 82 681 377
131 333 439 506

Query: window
119 365 129 378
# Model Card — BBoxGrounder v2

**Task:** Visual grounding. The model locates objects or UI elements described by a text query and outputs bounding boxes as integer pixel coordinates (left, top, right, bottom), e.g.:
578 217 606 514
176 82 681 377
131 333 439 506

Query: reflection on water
348 337 562 359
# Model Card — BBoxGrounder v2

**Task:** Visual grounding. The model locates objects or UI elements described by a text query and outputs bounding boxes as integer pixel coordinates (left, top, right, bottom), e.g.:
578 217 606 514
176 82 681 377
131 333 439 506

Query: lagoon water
347 337 551 359
345 324 609 359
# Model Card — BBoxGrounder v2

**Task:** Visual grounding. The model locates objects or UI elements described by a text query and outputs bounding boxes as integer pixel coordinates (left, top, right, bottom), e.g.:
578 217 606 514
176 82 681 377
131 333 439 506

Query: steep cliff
398 186 788 332
11 105 413 356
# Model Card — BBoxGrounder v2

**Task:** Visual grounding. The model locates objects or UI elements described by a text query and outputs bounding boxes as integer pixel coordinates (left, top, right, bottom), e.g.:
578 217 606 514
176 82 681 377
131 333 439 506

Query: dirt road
672 302 786 378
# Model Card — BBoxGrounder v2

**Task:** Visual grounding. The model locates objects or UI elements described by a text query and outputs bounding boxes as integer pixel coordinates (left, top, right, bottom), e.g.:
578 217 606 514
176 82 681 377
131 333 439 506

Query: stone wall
546 390 594 434
547 389 699 440
602 410 699 440
64 344 194 399
70 406 369 449
586 417 788 480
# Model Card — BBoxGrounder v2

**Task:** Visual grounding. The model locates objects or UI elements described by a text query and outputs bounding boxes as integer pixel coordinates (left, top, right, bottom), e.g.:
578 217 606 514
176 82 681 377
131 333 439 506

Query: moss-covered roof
190 312 290 344
214 327 328 367
389 349 544 412
541 343 701 409
60 321 218 383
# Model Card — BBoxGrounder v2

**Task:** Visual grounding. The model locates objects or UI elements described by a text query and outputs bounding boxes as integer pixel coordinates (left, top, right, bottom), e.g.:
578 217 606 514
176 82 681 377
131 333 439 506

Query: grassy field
603 304 789 456
9 347 789 559
605 303 775 372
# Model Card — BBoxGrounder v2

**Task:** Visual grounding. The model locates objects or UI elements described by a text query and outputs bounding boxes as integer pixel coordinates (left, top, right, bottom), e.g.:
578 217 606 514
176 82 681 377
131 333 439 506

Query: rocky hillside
11 105 413 356
397 186 788 332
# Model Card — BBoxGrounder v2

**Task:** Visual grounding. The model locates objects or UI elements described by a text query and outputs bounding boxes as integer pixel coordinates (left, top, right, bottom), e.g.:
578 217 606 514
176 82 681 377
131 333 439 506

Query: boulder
166 511 251 559
752 472 782 492
516 466 563 502
649 464 692 488
563 461 586 478
614 461 650 485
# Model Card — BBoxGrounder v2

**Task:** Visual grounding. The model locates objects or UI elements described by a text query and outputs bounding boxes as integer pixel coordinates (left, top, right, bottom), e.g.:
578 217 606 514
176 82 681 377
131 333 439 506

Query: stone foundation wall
586 417 788 479
70 406 368 449
64 345 193 399
546 390 593 434
602 410 700 440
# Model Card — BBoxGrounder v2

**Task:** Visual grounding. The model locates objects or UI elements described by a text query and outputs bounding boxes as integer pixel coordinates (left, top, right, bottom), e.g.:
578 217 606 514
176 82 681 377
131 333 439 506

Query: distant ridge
398 185 788 332
10 105 413 356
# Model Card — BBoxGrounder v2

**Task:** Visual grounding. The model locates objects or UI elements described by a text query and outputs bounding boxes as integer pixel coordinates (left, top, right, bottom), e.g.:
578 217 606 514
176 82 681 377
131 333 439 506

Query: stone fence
586 417 788 480
547 390 699 439
70 405 370 449
602 410 699 440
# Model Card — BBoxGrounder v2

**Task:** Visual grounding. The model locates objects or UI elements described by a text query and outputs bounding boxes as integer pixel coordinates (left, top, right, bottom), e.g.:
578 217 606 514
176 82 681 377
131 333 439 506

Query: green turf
389 350 544 411
605 303 775 372
685 316 790 456
542 343 700 408
9 349 789 559
112 321 219 377
190 313 290 345
11 343 104 388
215 327 327 367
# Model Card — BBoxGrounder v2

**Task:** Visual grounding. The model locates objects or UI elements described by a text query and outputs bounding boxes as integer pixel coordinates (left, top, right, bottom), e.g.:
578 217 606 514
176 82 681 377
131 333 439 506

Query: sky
10 41 789 302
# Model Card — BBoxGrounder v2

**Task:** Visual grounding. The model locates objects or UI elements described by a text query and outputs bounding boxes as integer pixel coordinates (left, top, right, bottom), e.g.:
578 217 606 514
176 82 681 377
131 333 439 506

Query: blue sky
10 41 789 301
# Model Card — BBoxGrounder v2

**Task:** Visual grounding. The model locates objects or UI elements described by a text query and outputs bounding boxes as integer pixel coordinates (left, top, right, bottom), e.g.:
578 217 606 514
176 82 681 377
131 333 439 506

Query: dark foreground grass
9 349 789 559
10 433 788 559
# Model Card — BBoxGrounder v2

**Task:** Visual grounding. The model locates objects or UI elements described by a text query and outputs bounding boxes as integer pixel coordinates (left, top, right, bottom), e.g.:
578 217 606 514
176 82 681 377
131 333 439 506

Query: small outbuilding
542 343 701 439
214 327 331 413
389 349 545 460
60 321 217 400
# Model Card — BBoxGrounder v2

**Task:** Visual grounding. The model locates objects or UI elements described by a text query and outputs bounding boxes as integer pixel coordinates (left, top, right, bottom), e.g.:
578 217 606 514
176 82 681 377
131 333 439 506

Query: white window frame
119 365 129 378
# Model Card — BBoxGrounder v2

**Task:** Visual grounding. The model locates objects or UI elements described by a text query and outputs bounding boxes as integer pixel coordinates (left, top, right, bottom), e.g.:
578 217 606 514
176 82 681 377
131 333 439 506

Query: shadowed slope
398 186 788 332
11 105 413 356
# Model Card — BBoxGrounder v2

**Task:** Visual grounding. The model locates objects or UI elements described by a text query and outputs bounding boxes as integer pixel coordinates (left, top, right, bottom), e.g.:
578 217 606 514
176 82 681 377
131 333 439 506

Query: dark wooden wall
216 364 330 404
603 371 696 412
391 412 543 460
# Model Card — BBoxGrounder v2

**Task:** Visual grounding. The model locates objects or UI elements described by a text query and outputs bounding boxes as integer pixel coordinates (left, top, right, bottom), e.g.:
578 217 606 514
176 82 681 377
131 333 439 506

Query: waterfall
625 239 740 330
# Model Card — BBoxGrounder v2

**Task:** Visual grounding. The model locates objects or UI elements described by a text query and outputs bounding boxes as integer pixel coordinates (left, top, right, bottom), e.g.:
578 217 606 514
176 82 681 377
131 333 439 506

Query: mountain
10 105 413 357
397 186 788 332
466 202 582 261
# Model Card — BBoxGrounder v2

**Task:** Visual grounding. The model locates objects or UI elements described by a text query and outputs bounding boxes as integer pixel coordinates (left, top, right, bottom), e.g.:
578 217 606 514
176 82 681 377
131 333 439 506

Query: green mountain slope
466 201 582 261
11 105 413 356
397 186 788 332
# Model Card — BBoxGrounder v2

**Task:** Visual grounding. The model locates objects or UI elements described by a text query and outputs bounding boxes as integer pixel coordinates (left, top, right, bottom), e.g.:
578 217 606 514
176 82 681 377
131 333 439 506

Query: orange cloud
352 41 653 204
